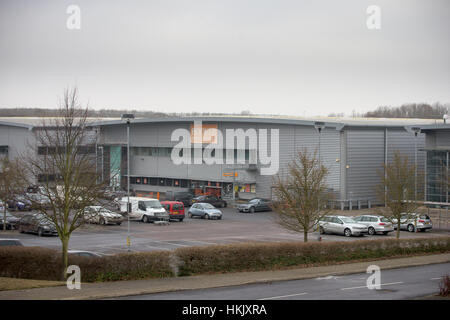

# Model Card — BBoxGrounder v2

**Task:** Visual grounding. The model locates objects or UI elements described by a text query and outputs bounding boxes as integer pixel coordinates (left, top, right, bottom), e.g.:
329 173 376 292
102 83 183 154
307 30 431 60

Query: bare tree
22 88 107 279
376 151 422 239
272 149 332 242
0 158 25 230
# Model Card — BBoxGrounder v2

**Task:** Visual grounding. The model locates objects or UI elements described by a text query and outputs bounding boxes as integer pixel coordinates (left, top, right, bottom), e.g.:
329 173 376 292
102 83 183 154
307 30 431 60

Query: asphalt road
114 263 450 300
1 207 448 254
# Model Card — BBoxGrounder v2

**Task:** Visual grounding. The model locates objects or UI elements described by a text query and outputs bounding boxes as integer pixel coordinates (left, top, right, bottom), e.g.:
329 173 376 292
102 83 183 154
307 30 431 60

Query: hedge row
174 237 450 276
0 247 173 282
0 237 449 282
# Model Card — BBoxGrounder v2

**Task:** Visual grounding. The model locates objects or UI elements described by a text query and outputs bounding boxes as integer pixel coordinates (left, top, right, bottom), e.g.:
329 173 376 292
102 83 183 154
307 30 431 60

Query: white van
117 197 169 223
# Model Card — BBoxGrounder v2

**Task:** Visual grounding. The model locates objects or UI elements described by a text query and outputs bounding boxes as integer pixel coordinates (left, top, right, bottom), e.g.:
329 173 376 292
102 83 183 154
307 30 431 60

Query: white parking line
259 292 308 300
430 277 441 280
341 281 404 290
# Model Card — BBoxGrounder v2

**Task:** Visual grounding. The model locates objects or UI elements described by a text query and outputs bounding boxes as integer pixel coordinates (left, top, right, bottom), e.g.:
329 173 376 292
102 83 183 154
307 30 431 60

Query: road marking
341 281 404 290
430 277 441 280
259 292 308 300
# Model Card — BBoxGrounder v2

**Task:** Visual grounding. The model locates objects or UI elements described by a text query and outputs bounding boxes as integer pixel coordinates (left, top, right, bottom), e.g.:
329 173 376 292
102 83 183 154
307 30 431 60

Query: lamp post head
314 121 325 133
121 113 135 124
411 127 421 136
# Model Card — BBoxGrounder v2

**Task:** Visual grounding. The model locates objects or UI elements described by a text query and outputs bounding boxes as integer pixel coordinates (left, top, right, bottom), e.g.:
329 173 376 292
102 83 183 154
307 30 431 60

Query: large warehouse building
1 116 444 207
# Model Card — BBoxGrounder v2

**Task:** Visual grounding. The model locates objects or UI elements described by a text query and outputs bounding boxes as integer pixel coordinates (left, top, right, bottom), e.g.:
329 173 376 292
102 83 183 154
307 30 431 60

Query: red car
160 201 185 222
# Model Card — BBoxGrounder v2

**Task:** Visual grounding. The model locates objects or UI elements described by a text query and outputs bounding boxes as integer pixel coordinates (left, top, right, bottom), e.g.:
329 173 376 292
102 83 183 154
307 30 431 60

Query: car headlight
43 226 50 230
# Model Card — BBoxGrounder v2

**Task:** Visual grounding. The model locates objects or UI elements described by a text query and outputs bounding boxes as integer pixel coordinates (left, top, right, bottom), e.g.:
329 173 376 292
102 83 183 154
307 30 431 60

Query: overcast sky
0 0 449 116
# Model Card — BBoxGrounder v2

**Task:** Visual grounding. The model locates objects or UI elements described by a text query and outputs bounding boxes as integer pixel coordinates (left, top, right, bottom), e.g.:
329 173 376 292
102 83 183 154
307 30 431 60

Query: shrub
0 247 173 282
439 275 449 296
174 237 450 276
0 237 449 282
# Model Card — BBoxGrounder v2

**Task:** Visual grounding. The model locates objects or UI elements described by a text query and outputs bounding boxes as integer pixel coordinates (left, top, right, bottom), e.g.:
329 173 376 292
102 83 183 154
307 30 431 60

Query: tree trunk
396 221 401 239
304 230 308 242
61 236 69 280
3 205 6 231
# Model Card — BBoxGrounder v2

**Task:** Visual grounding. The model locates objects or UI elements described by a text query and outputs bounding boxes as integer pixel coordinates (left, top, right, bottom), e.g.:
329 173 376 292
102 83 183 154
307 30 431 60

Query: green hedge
174 237 450 276
0 237 449 282
0 247 173 282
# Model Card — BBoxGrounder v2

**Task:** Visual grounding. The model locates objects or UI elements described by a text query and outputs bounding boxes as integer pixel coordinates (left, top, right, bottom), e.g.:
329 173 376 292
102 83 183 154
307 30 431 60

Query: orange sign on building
190 123 218 144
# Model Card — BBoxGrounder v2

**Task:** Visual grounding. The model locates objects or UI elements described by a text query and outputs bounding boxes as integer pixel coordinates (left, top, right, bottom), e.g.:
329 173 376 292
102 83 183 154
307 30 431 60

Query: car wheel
204 214 210 220
188 213 193 218
382 231 389 235
178 218 184 222
344 228 352 237
218 216 222 220
19 225 24 233
143 215 149 223
249 207 255 213
319 226 325 234
368 227 375 236
116 222 121 225
37 227 43 237
99 218 106 225
407 224 415 232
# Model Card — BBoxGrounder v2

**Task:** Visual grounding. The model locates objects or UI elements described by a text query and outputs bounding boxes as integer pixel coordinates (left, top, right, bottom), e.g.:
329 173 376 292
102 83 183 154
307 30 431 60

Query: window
149 178 158 186
0 146 8 156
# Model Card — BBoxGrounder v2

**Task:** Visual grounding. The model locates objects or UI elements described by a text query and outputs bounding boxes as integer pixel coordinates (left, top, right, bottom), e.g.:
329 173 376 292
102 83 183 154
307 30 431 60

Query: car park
0 239 23 246
161 201 185 221
188 203 223 220
83 206 124 225
352 215 394 235
318 215 368 237
191 195 227 208
116 197 169 223
392 213 433 232
0 210 20 230
18 214 58 236
237 198 272 213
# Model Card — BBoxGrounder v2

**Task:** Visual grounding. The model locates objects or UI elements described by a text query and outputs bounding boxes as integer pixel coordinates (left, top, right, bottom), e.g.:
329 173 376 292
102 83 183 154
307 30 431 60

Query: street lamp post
412 127 421 233
121 113 134 251
314 122 325 241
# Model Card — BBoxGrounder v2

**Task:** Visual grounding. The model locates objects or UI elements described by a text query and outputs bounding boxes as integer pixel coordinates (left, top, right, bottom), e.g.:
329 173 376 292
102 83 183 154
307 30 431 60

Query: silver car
352 215 394 235
392 213 433 232
188 203 223 220
318 215 368 237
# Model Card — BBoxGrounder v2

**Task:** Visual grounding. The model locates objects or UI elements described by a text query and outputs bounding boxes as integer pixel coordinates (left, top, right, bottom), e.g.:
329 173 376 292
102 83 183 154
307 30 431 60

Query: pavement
0 253 449 300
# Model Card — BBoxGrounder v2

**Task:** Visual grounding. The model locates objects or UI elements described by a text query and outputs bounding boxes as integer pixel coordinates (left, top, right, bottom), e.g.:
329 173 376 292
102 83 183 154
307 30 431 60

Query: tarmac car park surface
0 207 448 255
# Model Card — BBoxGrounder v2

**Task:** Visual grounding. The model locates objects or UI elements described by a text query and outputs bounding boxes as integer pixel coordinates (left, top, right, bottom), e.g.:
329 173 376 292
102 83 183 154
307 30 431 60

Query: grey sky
0 0 449 116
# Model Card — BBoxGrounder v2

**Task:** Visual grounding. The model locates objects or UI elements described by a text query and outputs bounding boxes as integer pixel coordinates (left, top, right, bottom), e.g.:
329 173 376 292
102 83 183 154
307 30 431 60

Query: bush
0 237 449 282
439 275 449 296
174 237 450 276
0 247 173 282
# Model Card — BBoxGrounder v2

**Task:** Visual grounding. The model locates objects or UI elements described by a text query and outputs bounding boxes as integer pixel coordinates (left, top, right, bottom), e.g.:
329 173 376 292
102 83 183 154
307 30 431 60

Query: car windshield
201 203 215 209
381 217 389 223
143 200 162 209
419 214 430 220
99 208 113 214
341 217 355 223
249 199 259 204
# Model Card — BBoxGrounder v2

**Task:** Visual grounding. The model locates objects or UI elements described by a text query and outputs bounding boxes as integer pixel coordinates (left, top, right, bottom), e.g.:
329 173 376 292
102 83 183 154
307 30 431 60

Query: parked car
0 239 23 246
27 193 51 209
0 211 21 230
392 213 433 232
318 215 368 237
161 201 185 221
237 198 272 213
116 197 169 223
188 203 223 220
18 214 58 236
83 206 124 225
191 195 227 208
352 215 394 235
165 191 194 207
7 197 32 211
68 250 105 258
